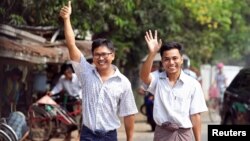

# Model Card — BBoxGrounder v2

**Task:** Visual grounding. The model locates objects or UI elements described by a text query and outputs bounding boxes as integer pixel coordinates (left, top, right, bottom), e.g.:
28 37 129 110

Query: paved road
117 111 220 141
117 114 154 141
50 111 220 141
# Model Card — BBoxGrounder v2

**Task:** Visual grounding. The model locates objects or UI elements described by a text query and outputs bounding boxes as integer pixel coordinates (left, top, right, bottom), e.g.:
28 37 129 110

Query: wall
200 64 243 100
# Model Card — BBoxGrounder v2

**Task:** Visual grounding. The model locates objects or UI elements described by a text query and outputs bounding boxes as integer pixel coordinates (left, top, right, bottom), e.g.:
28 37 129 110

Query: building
0 24 91 116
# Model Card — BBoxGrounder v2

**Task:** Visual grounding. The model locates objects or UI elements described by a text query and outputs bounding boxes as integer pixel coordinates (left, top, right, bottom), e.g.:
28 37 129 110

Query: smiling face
92 45 115 71
161 48 183 75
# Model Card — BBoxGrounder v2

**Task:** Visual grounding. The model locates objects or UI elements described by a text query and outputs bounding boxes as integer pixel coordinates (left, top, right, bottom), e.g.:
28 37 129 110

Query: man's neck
98 66 115 82
167 70 181 86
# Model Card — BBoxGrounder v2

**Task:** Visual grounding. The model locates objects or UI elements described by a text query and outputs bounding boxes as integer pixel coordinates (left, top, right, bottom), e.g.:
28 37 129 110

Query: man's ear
111 52 115 60
180 55 184 65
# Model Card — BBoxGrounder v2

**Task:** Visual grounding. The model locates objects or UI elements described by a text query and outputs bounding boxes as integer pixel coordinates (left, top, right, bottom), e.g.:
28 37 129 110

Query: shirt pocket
173 93 191 115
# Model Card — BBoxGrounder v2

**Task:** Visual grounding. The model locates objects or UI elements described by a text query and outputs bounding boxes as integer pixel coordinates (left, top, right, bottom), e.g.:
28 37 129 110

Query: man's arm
47 77 63 96
124 115 135 141
60 1 82 62
139 30 162 85
191 113 202 141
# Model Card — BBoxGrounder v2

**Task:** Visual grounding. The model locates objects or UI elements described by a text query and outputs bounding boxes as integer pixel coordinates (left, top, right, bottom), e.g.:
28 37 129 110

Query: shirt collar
112 65 122 78
158 70 188 84
93 65 122 80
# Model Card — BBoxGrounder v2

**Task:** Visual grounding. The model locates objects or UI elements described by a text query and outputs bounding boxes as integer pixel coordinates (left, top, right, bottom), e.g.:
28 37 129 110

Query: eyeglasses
93 52 113 59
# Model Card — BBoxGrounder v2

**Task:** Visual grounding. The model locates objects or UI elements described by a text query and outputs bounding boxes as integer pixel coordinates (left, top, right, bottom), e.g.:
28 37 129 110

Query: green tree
1 0 250 72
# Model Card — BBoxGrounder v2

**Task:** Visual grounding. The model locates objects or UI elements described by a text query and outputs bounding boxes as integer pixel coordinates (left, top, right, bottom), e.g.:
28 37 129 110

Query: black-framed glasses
93 52 113 59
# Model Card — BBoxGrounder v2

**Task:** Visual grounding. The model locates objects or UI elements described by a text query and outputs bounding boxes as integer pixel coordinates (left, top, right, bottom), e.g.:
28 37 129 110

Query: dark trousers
64 95 77 112
80 124 117 141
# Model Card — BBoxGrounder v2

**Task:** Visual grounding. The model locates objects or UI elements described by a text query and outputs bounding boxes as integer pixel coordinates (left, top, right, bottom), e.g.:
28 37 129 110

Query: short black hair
160 42 184 57
91 38 115 53
60 63 74 74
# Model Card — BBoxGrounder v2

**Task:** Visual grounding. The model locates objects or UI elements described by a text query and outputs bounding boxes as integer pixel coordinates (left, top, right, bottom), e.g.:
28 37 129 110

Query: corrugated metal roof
0 36 92 64
0 24 92 64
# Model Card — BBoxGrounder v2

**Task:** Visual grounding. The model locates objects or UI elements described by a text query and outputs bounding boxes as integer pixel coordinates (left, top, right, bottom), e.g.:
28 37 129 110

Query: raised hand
60 1 72 20
144 30 162 53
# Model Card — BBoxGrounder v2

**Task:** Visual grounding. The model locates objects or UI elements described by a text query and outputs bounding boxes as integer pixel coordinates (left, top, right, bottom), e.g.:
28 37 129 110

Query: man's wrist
63 17 71 22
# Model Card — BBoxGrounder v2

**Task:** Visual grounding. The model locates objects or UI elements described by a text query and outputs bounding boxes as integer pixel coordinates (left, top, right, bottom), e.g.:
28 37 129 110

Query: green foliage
184 0 233 31
0 7 5 16
9 14 26 25
1 0 250 70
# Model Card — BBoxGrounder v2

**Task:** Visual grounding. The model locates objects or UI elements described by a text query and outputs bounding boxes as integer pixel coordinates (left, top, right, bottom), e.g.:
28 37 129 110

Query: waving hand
144 30 162 53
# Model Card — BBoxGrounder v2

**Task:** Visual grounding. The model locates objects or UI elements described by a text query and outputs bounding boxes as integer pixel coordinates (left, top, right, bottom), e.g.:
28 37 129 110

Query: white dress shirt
51 73 82 99
146 70 208 128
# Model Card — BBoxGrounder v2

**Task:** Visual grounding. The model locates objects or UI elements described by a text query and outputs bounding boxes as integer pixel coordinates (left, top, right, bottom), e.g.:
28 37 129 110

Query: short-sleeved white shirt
51 73 82 98
71 55 138 131
146 70 208 128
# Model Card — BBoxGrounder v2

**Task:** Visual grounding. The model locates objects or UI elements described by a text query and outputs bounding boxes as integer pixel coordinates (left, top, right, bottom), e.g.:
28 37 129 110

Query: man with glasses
59 1 138 141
